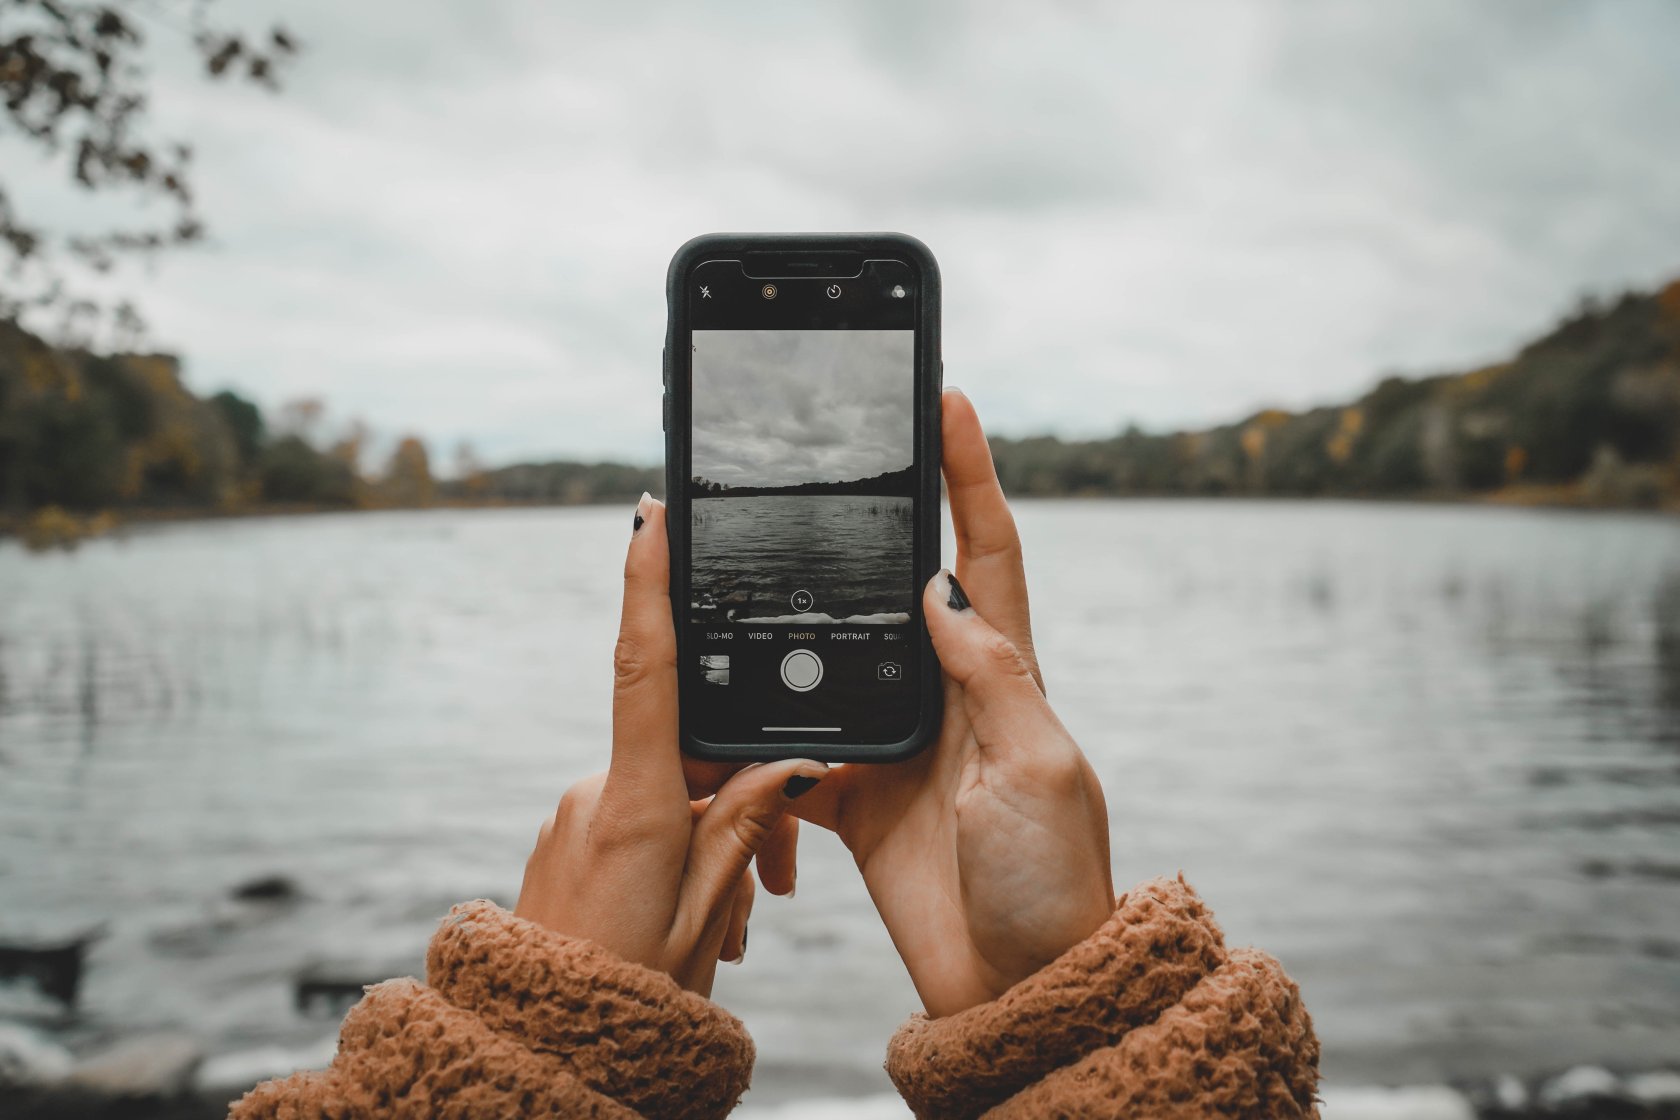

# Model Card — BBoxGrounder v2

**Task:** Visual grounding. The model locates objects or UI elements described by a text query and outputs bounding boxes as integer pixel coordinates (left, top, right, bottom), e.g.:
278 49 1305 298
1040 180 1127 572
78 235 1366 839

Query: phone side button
662 392 670 431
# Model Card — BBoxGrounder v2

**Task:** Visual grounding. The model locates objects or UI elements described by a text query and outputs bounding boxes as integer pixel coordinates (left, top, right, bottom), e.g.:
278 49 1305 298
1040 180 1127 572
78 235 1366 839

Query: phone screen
682 257 924 746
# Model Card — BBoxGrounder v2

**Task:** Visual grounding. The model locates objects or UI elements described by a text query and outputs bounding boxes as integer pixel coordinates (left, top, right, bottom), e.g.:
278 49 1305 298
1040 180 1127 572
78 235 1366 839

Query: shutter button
779 649 823 692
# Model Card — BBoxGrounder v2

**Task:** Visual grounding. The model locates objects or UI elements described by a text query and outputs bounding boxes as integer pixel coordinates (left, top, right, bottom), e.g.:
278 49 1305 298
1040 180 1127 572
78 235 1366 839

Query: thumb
681 759 829 924
926 569 1062 754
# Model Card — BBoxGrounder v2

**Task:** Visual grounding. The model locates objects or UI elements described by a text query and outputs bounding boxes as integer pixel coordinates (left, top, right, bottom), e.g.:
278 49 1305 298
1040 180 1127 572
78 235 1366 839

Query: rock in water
69 1033 203 1096
0 1022 73 1087
231 874 301 902
0 930 100 1007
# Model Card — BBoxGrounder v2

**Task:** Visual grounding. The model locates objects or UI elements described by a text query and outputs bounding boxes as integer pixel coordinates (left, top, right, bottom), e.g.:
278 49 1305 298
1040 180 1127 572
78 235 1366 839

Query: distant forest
3 276 1677 546
690 464 917 497
988 279 1680 509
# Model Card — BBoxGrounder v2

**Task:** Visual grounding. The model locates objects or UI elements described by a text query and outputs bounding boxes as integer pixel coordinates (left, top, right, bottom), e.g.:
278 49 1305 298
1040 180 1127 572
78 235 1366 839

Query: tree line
3 275 1677 545
0 318 440 522
990 279 1680 509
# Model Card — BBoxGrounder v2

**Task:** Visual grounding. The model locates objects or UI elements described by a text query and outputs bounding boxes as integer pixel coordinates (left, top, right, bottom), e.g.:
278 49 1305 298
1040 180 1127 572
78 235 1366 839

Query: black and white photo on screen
688 330 915 626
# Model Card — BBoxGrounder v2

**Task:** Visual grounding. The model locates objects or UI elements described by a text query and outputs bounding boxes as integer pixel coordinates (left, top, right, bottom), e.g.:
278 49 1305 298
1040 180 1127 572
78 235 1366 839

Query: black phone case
664 232 943 763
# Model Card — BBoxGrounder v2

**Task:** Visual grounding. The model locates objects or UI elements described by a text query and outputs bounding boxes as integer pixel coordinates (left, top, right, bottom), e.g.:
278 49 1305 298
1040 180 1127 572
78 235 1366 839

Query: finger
925 569 1065 758
680 759 829 924
719 871 755 963
781 762 854 833
602 494 688 812
683 757 744 800
942 388 1042 691
514 771 607 926
755 812 800 897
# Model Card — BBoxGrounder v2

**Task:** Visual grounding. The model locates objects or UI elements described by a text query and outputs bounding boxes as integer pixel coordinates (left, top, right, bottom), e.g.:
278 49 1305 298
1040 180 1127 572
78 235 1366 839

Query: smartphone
664 233 943 763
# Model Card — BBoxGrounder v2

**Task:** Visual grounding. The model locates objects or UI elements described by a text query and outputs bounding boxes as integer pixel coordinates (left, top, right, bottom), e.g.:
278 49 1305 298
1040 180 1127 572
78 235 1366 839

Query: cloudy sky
691 330 912 488
7 0 1680 468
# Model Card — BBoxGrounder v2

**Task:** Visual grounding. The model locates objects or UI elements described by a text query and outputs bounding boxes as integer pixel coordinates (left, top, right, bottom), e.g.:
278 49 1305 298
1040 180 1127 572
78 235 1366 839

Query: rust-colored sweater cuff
231 901 755 1120
885 875 1320 1119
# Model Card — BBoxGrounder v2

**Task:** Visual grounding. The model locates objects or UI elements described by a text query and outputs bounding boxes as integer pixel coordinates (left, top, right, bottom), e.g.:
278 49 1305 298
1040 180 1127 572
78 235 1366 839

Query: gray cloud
691 330 912 487
6 0 1678 465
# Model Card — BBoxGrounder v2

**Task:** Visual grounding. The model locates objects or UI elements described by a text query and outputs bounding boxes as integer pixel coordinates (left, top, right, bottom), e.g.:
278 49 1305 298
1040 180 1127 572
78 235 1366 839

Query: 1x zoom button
779 649 823 692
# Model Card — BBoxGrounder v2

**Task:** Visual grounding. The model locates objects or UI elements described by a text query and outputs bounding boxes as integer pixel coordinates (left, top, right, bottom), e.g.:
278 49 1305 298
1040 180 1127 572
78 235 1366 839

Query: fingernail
783 774 823 799
632 492 650 534
944 570 971 612
742 924 749 955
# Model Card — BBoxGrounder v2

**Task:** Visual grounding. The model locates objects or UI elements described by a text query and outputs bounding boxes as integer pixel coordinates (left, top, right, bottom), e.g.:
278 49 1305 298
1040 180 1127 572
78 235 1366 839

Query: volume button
662 345 669 387
662 391 670 432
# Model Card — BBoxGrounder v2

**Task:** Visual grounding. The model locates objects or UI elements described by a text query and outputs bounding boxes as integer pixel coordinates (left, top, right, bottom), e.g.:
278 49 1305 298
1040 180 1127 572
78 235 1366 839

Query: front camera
761 284 777 299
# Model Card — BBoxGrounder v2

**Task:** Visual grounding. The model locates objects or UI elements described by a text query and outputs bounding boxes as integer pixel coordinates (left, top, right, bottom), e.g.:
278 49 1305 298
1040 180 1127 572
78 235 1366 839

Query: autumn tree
384 436 433 508
0 0 297 339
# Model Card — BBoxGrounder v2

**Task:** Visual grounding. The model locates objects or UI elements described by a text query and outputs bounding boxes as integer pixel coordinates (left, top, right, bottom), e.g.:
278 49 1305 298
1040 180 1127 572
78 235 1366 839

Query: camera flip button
780 649 823 693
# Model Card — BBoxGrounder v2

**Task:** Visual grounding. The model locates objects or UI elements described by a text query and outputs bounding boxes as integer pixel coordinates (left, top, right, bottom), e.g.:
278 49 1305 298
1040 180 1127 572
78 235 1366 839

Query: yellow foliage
1458 364 1508 393
19 506 115 552
1658 278 1680 323
132 355 187 399
385 436 435 507
1505 445 1528 482
20 348 74 395
1240 424 1267 460
1326 407 1364 465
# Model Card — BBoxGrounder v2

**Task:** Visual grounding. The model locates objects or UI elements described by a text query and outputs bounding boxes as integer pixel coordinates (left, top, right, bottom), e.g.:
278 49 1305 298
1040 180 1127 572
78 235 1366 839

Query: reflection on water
0 502 1678 1091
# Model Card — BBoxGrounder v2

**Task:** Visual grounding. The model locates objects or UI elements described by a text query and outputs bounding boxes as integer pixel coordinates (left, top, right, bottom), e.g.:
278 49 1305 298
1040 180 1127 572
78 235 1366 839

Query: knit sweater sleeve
884 875 1321 1120
229 900 755 1120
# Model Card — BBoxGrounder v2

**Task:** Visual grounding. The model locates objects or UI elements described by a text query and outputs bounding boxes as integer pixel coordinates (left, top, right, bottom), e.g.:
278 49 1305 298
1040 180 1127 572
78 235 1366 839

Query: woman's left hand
515 493 828 996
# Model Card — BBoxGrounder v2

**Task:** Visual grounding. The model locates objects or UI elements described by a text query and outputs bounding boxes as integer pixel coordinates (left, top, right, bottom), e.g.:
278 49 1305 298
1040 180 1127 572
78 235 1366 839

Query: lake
1 501 1677 1103
690 494 914 624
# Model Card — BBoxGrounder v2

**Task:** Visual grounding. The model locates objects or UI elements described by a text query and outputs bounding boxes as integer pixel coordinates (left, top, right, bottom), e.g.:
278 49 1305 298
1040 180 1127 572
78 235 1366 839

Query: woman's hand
792 389 1114 1018
515 493 828 997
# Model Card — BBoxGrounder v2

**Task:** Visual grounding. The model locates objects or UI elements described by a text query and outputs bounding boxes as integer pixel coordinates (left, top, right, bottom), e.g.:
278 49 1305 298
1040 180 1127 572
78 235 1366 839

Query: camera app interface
688 325 918 744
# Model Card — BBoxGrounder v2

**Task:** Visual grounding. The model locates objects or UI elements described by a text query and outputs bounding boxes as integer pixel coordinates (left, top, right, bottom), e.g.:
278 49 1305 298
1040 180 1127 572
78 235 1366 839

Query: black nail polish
632 511 645 533
946 573 971 612
783 775 821 799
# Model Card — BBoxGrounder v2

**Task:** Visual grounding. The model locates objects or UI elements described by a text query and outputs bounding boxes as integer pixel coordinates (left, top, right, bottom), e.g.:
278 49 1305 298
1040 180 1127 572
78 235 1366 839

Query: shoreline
3 487 1674 551
0 496 642 550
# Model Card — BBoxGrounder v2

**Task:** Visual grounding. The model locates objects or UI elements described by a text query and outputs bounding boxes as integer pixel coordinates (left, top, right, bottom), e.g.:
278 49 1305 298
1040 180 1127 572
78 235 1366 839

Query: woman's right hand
514 493 828 997
793 390 1115 1018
